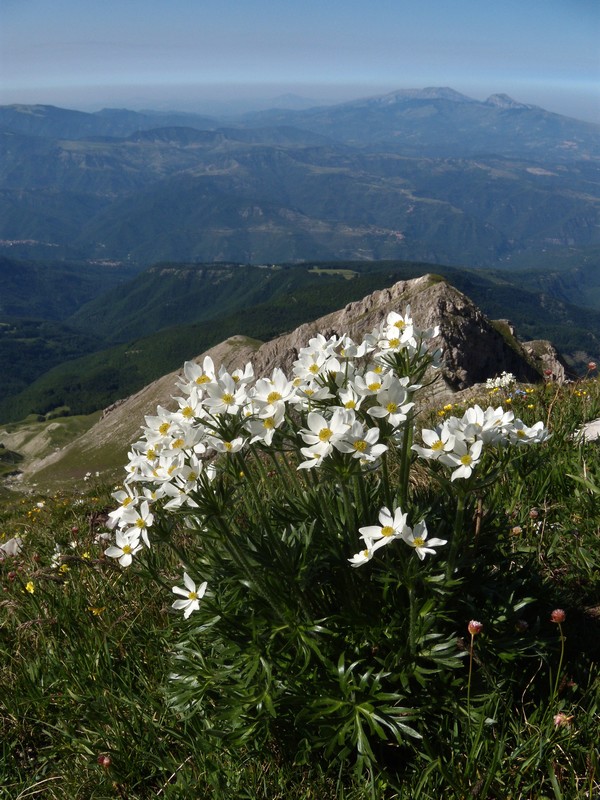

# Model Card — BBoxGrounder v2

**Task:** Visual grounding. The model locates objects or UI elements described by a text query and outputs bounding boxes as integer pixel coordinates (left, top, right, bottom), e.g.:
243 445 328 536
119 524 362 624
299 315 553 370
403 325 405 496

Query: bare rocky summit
22 275 563 485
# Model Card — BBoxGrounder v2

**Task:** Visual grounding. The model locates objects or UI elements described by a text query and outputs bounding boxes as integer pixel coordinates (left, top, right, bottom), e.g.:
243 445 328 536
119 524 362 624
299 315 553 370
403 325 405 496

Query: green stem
398 418 414 507
408 583 417 657
551 622 566 707
467 634 475 724
446 491 466 580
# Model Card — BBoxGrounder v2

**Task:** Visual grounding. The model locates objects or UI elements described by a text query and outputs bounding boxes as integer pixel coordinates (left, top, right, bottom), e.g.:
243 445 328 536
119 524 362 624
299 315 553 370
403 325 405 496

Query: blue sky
1 0 599 121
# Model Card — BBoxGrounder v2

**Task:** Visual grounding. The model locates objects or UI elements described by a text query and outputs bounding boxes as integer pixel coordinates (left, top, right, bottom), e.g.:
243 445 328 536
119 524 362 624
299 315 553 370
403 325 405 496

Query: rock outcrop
21 275 555 485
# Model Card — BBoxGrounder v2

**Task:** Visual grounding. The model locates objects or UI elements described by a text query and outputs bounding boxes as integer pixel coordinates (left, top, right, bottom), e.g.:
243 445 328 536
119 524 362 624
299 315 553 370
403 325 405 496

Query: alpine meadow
1 85 599 799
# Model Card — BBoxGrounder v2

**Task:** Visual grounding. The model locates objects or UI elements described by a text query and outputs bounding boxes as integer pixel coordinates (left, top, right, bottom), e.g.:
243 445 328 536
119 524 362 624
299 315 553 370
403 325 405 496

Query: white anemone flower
172 572 207 619
507 419 550 445
359 506 408 550
402 520 447 560
412 425 456 460
334 421 388 462
367 380 414 429
353 370 392 397
105 531 143 567
348 547 375 568
439 438 484 481
299 409 353 450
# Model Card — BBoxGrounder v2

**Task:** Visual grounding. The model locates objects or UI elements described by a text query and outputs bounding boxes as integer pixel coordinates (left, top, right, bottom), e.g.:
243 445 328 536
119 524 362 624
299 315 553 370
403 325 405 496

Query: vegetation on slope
1 361 598 799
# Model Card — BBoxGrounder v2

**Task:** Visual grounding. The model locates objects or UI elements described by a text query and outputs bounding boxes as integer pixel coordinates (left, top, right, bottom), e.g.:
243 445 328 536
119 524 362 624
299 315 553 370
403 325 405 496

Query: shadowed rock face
22 274 562 484
245 274 542 389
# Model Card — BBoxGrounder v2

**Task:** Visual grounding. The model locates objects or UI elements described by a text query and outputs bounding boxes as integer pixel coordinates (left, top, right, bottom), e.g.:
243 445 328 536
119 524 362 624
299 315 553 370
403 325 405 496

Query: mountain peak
371 87 476 106
484 93 532 110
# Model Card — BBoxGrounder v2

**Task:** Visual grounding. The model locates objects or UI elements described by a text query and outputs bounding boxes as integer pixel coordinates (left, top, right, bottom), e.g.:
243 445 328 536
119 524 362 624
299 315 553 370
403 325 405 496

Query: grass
0 376 599 798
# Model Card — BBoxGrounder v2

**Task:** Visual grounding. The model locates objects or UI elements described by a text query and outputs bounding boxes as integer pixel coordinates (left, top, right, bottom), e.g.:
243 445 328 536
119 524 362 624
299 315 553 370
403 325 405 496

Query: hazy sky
1 0 599 122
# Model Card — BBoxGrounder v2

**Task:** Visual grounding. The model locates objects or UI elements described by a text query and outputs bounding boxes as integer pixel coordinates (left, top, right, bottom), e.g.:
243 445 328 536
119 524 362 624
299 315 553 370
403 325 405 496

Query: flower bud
97 754 111 768
468 620 483 636
550 609 566 624
553 712 573 728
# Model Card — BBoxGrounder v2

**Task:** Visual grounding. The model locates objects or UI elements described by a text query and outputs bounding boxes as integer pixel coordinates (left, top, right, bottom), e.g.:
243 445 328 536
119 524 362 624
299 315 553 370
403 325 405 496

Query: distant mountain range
1 87 598 266
1 87 599 424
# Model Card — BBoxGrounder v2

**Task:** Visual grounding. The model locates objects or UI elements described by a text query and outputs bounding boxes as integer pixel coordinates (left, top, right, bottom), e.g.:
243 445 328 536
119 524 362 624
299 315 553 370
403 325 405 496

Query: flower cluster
105 307 441 611
413 404 549 481
485 371 516 391
349 505 447 566
105 305 549 617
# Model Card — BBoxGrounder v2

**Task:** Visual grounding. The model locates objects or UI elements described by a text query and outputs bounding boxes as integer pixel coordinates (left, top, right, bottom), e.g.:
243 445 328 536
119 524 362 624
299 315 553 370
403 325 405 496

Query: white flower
353 370 392 397
105 531 143 567
119 499 154 547
507 419 550 445
348 547 375 567
402 520 447 560
359 506 408 551
367 378 414 429
251 368 296 415
299 409 353 452
439 438 484 481
412 425 456 460
172 572 207 618
203 374 248 416
334 421 388 462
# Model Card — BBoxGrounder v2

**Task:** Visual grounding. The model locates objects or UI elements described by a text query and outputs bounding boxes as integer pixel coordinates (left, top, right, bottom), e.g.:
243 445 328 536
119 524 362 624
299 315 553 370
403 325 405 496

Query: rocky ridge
18 275 564 486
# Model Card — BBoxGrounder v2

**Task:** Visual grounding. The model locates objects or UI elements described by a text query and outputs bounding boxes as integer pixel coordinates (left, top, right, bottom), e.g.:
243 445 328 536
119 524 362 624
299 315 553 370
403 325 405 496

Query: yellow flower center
319 428 333 442
188 591 198 600
264 418 275 429
159 422 170 435
381 525 394 537
182 406 194 418
368 382 382 391
196 374 210 384
122 544 132 554
344 400 356 409
222 393 235 404
388 338 400 348
431 440 444 451
413 537 425 548
353 440 368 452
386 402 398 413
394 320 406 330
460 454 472 466
172 438 184 449
267 391 282 404
309 363 320 374
135 519 147 529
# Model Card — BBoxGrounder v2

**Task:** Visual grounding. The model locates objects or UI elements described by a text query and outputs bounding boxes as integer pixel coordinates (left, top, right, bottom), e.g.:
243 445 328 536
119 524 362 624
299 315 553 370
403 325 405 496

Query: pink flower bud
97 754 111 768
553 712 573 728
550 609 566 624
468 620 483 636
